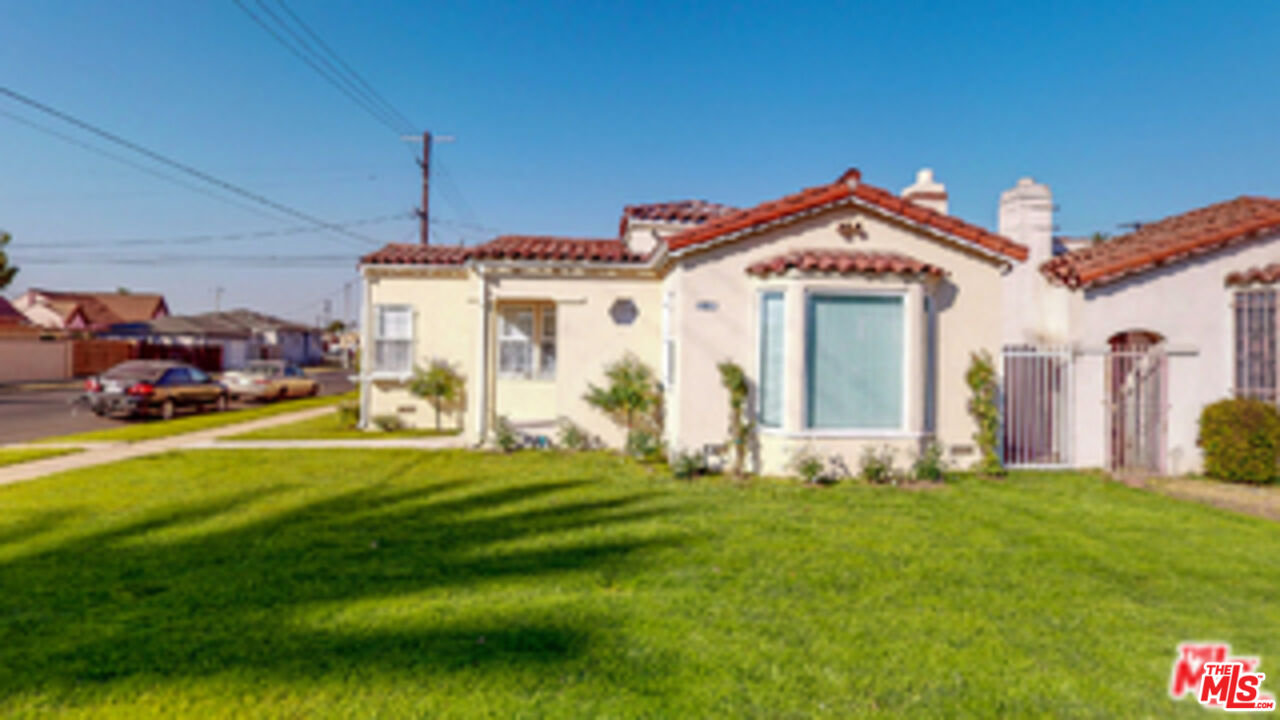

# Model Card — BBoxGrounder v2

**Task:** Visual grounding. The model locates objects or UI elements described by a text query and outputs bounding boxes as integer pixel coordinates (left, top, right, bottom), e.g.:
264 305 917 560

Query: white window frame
372 304 414 377
497 304 557 381
800 287 911 436
754 287 787 429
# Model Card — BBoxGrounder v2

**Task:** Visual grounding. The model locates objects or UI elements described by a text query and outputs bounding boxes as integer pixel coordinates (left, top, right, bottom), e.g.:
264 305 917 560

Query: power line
33 212 413 249
273 0 417 133
18 253 359 266
0 86 386 248
232 0 414 136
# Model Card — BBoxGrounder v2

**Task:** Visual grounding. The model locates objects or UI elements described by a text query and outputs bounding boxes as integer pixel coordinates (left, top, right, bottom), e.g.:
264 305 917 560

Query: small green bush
372 414 404 432
336 401 359 429
670 450 707 480
626 429 663 462
1198 398 1280 483
557 420 593 452
493 416 521 453
912 440 947 482
859 446 898 485
788 445 827 485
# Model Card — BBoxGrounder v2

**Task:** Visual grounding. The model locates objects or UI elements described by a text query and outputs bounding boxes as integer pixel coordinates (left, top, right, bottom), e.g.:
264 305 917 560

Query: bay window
373 305 413 374
805 293 904 430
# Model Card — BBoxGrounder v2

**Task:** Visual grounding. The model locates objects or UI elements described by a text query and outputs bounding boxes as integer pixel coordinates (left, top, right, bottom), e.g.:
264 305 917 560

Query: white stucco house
1000 181 1280 475
358 167 1029 475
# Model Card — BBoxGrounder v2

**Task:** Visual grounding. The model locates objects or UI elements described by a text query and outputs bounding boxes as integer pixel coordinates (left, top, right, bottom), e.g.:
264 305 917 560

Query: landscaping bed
222 410 461 441
0 451 1274 717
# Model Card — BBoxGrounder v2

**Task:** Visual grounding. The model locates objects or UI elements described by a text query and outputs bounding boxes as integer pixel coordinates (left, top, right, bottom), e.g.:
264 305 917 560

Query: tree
326 319 347 334
717 361 754 477
583 354 657 433
0 231 17 291
408 361 465 431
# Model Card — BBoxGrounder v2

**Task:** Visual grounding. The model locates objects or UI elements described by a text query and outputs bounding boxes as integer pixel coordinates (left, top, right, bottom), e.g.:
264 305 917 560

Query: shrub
584 355 659 435
408 361 464 431
788 445 827 485
912 440 947 482
493 416 521 453
336 401 359 429
965 351 1005 477
626 429 663 462
670 449 707 480
557 420 594 451
859 446 898 485
372 414 404 432
717 361 754 477
1198 398 1280 483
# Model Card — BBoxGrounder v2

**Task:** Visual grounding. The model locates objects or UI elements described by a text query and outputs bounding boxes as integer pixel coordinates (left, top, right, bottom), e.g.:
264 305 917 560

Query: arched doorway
1106 329 1166 474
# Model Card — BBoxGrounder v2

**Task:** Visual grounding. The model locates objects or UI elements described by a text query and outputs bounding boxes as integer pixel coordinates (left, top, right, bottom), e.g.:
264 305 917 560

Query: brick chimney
901 168 948 214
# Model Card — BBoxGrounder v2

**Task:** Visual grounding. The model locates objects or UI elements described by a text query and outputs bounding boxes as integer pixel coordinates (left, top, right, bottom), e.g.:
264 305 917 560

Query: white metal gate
1002 345 1073 468
1106 346 1167 475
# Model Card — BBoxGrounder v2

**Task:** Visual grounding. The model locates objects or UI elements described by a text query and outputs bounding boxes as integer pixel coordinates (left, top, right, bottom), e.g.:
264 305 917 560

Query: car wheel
276 389 287 402
216 394 229 412
160 399 176 420
308 385 319 397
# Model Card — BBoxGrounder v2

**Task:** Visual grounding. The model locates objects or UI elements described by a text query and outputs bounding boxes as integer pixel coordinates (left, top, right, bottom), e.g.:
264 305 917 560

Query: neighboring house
13 288 168 330
105 309 325 370
1001 184 1280 475
359 167 1028 474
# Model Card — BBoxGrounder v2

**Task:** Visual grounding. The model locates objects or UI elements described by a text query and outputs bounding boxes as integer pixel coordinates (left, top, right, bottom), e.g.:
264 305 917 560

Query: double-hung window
373 305 413 374
757 291 785 427
805 293 904 430
498 305 557 380
1234 289 1277 402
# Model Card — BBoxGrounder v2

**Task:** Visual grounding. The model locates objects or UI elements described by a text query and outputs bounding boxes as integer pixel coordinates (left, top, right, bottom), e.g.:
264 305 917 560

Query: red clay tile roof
361 236 645 266
666 169 1028 262
622 200 739 225
1042 196 1280 289
1226 263 1280 287
746 249 946 278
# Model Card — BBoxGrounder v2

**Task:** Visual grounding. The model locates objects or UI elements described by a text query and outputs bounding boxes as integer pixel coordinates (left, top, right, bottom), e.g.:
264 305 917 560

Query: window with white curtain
373 305 413 373
805 294 904 429
757 291 785 427
498 307 535 377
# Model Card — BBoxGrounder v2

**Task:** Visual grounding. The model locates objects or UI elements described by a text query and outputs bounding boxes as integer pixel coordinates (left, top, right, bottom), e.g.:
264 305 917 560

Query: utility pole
213 286 224 312
419 130 431 245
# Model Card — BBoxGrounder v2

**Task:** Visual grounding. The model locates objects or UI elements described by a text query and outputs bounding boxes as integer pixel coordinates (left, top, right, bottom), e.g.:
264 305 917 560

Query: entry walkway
0 407 465 487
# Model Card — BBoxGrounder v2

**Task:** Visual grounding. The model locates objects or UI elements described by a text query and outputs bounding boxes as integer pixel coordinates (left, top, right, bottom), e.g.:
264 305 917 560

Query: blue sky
2 1 1277 323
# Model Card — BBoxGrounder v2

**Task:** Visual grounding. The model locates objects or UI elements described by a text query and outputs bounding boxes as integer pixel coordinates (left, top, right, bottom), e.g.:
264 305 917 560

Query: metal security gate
1002 345 1073 468
1107 346 1167 474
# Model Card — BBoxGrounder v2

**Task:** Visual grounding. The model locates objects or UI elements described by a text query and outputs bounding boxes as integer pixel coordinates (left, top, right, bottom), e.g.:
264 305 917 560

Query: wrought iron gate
1106 346 1167 474
1002 345 1073 468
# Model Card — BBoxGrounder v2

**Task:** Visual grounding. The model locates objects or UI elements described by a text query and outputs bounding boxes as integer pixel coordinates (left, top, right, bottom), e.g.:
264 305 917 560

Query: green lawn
223 410 461 440
0 451 1275 717
0 447 81 468
36 393 355 445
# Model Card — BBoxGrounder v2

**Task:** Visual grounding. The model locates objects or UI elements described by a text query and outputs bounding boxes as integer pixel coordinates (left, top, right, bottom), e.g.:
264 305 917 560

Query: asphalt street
0 369 354 444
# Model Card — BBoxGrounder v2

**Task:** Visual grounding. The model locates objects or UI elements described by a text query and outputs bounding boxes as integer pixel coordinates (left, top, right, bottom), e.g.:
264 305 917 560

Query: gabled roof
29 289 167 326
746 249 946 279
665 169 1028 262
361 235 645 266
138 309 313 338
0 297 29 326
1042 196 1280 289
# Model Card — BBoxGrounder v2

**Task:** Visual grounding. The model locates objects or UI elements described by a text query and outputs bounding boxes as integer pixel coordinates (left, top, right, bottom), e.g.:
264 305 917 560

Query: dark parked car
83 360 229 419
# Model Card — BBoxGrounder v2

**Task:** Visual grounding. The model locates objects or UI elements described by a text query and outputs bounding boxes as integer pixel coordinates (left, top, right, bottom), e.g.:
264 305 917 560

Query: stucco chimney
998 176 1066 345
901 167 948 214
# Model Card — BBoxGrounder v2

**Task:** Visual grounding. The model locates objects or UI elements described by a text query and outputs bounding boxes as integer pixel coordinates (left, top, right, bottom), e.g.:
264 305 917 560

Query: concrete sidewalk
0 405 340 487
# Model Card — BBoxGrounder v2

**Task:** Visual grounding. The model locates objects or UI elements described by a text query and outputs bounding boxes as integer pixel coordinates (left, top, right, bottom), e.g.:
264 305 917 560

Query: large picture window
1234 289 1277 401
498 305 557 380
805 294 904 430
758 291 785 427
373 305 413 374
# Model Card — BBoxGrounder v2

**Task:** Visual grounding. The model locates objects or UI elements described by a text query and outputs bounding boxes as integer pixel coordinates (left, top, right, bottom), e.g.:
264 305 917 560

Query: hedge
1198 397 1280 483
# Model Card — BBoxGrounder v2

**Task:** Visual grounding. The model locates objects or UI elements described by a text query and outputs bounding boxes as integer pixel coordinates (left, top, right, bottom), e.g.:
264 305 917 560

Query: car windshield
245 363 281 376
101 361 169 382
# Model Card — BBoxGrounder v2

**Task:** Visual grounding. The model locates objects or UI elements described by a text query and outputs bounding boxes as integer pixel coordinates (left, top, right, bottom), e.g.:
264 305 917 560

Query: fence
71 339 135 376
1002 345 1073 468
